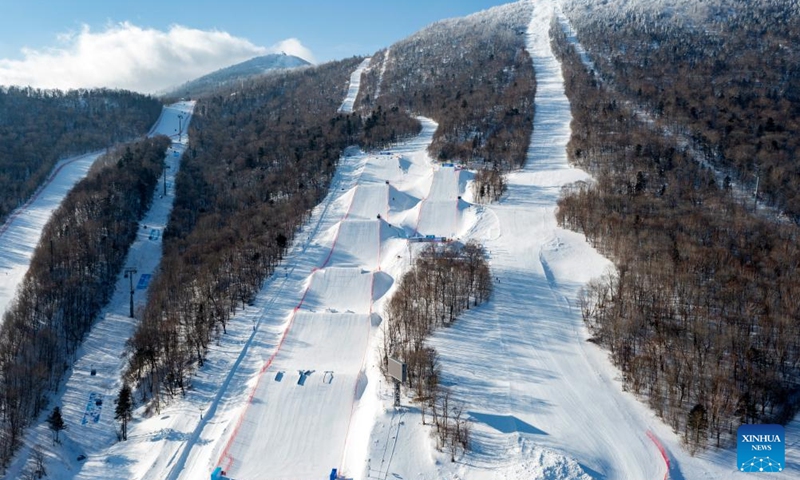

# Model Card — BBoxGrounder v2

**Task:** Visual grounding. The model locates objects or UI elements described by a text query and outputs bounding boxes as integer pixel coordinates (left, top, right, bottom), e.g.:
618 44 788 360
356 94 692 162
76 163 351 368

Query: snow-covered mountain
2 1 800 479
166 53 310 98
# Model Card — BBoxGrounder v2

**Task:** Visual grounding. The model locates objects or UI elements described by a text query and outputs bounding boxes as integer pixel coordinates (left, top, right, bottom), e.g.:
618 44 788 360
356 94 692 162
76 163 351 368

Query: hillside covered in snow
1 1 799 479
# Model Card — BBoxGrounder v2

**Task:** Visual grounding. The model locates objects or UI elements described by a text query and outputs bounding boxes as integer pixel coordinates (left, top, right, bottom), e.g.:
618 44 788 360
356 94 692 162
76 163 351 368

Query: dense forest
124 58 420 405
0 87 162 225
355 2 535 202
561 0 800 221
0 136 171 467
551 7 800 453
380 242 491 461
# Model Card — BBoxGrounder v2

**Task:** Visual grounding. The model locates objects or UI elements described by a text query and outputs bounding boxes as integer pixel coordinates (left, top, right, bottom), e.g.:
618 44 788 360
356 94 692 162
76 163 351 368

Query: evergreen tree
686 403 709 455
46 406 66 445
115 384 134 441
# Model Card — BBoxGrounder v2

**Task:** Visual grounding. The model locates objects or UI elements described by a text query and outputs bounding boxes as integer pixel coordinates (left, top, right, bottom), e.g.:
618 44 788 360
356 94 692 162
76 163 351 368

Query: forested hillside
561 0 800 221
168 53 310 99
0 136 170 467
356 2 535 201
551 2 800 453
125 58 419 403
125 4 542 404
0 87 162 225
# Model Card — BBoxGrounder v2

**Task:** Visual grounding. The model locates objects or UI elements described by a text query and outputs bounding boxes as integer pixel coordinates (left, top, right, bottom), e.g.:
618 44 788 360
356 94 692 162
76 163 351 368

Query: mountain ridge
166 52 310 98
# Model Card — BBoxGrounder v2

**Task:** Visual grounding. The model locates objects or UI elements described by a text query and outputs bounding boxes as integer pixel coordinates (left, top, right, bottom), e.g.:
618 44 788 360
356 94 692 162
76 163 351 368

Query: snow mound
326 219 381 269
504 439 595 480
302 267 374 314
371 270 394 302
388 185 421 214
348 183 389 220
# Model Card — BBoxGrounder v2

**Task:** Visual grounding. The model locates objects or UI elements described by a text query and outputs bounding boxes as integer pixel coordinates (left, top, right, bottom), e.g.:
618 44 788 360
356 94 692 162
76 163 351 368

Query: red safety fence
218 162 375 473
647 430 670 480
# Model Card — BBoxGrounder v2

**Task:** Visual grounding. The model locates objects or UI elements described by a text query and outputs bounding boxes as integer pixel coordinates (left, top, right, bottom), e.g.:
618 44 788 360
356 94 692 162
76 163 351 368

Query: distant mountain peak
167 53 310 98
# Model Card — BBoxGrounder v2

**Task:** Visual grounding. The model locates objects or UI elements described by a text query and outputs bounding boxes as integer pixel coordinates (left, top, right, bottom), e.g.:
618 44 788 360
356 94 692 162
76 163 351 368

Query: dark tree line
550 14 800 452
0 136 170 468
0 87 162 225
561 0 800 221
124 58 420 406
379 242 491 460
355 2 536 200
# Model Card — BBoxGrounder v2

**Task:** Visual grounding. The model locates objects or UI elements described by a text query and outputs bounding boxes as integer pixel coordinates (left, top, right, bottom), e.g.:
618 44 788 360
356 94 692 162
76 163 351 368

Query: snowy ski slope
94 61 446 480
354 2 799 479
9 2 800 479
0 102 191 319
181 118 454 480
221 312 371 479
414 3 666 475
338 57 371 113
0 153 102 317
2 101 195 479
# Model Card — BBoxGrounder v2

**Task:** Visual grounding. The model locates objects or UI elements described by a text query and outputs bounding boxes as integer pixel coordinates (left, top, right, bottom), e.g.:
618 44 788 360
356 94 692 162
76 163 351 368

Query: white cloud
0 23 315 94
271 38 316 64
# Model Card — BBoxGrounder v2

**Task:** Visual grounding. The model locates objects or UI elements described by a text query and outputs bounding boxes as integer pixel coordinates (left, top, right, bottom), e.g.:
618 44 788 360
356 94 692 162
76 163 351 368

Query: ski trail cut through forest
554 5 788 224
3 101 196 480
339 58 371 113
419 2 668 479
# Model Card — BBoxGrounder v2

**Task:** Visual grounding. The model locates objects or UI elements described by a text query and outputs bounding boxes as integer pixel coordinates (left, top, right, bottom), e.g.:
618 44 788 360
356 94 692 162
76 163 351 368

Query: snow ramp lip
301 267 374 315
372 270 393 302
323 219 381 269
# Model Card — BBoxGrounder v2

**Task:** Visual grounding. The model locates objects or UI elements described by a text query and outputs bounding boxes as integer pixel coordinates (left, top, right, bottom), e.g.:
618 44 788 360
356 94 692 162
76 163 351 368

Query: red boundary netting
217 285 311 473
217 150 462 477
646 430 670 480
217 159 378 474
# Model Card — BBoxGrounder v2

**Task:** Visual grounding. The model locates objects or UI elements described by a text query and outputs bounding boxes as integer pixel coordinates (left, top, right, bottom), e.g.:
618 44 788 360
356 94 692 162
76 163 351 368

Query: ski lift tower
388 357 407 407
123 267 137 318
177 114 184 142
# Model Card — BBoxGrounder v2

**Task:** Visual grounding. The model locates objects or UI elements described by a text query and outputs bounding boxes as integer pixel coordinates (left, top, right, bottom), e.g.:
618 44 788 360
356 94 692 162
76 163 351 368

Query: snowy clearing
0 152 101 318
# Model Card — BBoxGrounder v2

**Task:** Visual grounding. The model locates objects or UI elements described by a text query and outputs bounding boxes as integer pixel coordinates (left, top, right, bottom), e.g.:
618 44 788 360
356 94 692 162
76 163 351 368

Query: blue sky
0 0 514 62
0 0 516 92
